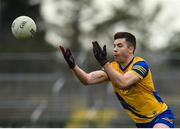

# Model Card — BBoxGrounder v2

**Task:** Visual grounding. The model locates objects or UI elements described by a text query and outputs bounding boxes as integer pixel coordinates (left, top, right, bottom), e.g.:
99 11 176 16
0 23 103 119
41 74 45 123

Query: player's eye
117 44 123 48
114 44 123 49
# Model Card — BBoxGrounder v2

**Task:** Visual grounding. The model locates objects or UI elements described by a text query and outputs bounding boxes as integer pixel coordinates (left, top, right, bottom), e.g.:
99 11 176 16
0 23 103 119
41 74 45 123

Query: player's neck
121 55 134 68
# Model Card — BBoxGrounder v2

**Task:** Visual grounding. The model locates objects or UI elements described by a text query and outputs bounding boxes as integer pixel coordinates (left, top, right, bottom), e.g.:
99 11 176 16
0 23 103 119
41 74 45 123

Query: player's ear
128 45 134 54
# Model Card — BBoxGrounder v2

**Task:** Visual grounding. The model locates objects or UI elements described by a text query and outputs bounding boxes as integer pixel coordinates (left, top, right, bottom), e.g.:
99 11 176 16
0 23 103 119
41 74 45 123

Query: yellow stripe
133 65 147 74
138 67 146 74
139 66 147 73
133 67 145 74
133 65 146 73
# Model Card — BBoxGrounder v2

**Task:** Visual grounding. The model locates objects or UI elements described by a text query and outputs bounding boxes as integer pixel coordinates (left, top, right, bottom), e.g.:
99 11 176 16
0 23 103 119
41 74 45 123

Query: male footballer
59 32 176 128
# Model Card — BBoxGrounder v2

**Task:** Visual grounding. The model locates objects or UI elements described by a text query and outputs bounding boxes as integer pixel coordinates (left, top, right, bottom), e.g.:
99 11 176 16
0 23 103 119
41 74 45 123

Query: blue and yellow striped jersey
110 56 167 123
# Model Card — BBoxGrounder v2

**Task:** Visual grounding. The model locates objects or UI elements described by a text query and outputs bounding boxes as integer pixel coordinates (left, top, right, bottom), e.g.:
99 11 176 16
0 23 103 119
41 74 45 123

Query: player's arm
103 63 139 89
59 46 108 85
103 60 149 89
72 65 109 85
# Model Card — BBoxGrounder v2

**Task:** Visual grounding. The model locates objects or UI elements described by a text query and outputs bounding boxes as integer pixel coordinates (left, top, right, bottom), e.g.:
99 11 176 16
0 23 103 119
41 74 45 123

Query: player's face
113 38 133 64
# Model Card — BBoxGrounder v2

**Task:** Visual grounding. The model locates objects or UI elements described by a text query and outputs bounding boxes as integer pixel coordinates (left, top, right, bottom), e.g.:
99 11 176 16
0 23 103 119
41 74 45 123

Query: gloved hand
92 41 108 66
59 46 75 69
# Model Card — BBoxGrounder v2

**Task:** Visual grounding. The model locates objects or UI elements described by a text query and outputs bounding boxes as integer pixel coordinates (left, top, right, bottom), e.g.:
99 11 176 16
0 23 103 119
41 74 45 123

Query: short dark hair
114 32 136 53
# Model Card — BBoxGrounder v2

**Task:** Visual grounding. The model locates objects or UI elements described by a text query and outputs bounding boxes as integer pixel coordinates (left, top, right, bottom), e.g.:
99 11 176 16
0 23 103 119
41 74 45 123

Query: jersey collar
119 57 135 72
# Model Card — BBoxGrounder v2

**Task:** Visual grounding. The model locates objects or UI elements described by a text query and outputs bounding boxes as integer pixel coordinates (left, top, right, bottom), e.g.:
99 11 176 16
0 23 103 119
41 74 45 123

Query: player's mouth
113 54 119 58
114 55 119 60
114 54 123 62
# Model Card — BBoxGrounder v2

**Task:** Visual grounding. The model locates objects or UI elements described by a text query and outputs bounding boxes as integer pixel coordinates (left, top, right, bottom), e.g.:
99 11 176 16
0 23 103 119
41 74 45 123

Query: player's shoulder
133 56 149 65
131 56 150 78
134 56 146 62
132 56 150 71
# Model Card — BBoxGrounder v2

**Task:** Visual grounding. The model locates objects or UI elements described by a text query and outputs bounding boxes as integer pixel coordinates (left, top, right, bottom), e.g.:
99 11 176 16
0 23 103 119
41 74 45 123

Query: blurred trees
91 0 163 52
0 0 164 53
1 0 180 64
1 0 180 55
41 0 162 53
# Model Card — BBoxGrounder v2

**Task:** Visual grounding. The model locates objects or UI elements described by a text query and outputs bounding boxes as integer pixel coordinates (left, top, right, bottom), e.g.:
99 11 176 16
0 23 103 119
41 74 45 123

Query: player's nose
113 46 118 52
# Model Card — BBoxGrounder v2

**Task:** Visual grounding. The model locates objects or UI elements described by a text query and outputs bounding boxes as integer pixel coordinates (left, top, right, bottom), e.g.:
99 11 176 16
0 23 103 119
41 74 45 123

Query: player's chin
114 57 122 64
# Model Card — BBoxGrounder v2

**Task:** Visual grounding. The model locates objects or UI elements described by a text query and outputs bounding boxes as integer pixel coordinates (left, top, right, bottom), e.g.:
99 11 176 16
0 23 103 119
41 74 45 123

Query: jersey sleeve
131 61 149 79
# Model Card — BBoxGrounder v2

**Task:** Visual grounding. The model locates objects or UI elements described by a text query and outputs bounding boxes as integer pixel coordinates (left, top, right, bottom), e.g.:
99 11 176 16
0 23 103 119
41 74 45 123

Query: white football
11 16 36 40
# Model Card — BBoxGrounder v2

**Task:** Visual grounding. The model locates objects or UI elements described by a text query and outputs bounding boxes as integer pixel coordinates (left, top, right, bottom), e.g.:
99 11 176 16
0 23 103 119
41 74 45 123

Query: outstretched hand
92 41 108 66
59 46 75 69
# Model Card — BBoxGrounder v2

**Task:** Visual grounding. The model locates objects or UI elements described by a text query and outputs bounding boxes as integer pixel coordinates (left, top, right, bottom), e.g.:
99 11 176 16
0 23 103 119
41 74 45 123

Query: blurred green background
0 0 180 127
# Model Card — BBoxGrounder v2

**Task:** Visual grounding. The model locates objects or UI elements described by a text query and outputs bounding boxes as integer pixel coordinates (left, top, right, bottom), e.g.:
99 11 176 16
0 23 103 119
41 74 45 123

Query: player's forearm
72 65 90 85
103 62 128 89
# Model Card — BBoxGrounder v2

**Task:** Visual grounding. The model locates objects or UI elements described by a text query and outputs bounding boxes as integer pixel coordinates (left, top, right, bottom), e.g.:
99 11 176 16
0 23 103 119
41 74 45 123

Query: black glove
59 46 75 69
92 41 108 66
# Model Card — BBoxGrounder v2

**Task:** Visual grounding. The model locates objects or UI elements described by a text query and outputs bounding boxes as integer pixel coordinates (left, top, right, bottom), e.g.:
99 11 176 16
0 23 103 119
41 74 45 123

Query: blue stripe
133 68 145 77
153 91 163 103
115 92 152 119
